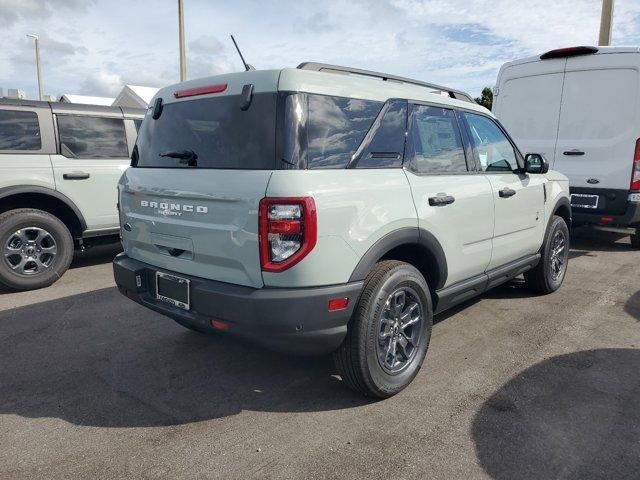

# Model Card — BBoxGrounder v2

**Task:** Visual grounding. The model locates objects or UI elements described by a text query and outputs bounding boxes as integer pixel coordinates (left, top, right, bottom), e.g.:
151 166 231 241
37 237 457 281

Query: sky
1 0 640 100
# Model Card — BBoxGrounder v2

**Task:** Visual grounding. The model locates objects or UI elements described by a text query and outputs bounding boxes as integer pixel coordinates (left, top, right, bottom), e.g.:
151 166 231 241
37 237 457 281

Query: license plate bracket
571 193 599 209
155 272 190 310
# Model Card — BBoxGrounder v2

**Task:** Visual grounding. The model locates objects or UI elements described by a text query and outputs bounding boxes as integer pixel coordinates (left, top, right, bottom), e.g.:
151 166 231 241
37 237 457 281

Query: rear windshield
133 93 277 169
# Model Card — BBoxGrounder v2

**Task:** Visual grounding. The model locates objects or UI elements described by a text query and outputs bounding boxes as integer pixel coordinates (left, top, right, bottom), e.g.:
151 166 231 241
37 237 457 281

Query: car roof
500 46 640 70
0 98 145 118
153 66 490 116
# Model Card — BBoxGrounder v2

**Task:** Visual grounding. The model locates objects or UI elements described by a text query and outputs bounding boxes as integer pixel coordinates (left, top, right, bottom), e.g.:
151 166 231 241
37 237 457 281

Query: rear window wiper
159 149 198 167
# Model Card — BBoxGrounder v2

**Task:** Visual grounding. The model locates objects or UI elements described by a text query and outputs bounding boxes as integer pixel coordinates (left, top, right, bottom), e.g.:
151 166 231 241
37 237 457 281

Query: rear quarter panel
264 169 417 287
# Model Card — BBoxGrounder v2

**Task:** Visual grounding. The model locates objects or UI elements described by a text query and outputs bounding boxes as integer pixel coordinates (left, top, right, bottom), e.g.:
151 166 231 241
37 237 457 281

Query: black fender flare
348 227 448 289
0 185 87 231
550 195 572 227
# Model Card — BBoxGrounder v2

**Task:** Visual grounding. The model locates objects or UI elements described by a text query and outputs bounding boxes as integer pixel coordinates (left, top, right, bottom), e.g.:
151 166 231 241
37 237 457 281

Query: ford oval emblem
586 178 600 184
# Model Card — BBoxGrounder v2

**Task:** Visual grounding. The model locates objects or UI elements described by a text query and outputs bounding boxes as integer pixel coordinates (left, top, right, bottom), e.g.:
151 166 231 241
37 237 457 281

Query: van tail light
259 197 317 272
540 46 598 60
631 139 640 192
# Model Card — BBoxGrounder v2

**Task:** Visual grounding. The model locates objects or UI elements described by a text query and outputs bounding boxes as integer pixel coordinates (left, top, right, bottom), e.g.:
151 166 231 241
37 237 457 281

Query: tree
475 87 493 111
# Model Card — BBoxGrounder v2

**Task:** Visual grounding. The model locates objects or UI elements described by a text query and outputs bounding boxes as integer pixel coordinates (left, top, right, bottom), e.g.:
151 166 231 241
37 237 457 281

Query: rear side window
0 110 41 151
57 115 128 158
407 105 467 173
463 112 517 172
355 99 407 169
133 119 142 132
307 95 382 169
134 93 277 169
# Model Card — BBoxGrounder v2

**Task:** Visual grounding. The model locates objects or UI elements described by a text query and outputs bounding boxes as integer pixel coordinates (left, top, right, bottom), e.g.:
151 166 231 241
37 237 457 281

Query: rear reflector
211 319 230 331
174 83 228 98
540 46 598 60
631 139 640 192
600 216 614 223
328 298 349 312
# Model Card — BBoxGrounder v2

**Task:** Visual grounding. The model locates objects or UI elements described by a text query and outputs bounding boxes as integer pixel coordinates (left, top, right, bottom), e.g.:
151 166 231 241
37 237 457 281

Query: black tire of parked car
524 215 570 294
0 208 74 291
334 260 432 398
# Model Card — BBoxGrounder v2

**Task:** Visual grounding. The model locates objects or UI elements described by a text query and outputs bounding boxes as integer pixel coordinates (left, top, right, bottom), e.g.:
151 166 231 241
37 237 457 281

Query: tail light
631 139 640 192
259 197 317 272
173 83 227 99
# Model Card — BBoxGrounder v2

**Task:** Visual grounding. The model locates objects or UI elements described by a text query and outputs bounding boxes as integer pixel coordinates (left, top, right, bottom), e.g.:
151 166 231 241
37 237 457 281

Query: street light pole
26 34 44 101
598 0 615 46
178 0 187 81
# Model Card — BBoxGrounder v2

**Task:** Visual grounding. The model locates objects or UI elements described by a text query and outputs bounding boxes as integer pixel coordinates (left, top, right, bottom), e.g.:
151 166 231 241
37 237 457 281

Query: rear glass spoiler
540 46 599 60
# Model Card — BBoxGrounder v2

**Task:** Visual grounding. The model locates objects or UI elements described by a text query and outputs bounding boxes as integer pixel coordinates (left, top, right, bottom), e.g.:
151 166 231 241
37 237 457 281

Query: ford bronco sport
0 99 144 290
113 63 571 397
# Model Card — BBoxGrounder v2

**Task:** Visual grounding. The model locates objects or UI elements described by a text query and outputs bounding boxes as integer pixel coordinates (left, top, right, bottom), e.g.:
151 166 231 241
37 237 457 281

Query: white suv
0 99 144 290
113 63 571 397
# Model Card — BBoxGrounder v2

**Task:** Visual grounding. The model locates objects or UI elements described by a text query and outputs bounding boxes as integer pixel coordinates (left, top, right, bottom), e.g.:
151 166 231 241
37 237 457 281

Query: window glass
134 93 277 169
307 95 382 169
133 119 142 132
407 105 467 173
57 116 128 158
356 99 407 169
464 112 517 172
0 110 41 151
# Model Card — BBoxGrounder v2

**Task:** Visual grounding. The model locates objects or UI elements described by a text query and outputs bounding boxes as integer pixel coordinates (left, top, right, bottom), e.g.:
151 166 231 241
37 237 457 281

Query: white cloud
1 0 639 99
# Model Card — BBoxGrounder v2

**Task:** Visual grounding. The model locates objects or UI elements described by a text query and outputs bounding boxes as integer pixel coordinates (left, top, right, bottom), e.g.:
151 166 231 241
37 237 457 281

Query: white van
493 46 640 246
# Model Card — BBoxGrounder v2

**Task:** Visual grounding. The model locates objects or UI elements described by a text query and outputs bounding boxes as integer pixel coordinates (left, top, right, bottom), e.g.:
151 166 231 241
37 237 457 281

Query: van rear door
493 58 565 166
555 53 640 201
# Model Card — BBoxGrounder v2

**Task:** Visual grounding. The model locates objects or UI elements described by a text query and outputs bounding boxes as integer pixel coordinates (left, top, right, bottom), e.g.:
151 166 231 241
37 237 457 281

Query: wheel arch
552 196 571 228
348 228 448 296
0 186 86 239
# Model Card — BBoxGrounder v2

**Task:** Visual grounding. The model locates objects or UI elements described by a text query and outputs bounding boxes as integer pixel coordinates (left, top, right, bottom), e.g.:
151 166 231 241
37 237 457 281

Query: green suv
113 64 571 397
0 99 144 290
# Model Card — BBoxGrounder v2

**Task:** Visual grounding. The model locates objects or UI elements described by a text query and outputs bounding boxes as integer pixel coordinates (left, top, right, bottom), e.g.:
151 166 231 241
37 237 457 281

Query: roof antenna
230 35 255 71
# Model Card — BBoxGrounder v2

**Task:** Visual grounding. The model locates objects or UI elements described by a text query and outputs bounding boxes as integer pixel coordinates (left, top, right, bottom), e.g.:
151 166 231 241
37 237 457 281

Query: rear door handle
499 188 516 198
63 172 90 180
563 150 585 156
428 194 455 206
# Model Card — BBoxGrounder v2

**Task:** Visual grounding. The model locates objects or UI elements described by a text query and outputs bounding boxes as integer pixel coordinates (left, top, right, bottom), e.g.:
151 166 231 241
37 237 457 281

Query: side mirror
524 153 549 174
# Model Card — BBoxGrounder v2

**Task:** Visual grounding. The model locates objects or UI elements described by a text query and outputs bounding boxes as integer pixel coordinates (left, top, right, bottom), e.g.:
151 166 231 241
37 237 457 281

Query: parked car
493 46 640 245
113 63 571 397
0 98 144 290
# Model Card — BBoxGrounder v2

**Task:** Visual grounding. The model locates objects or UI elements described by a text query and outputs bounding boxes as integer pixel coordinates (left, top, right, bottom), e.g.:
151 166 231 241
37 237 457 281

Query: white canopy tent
59 94 115 106
112 85 159 108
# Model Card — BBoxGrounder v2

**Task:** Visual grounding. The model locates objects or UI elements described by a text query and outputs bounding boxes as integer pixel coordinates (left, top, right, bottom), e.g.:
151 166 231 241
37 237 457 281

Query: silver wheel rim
376 286 424 374
3 227 57 275
549 230 567 281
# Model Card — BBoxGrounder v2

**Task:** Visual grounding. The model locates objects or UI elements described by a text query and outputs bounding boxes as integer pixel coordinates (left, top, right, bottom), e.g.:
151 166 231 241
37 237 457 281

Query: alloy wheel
377 286 424 374
3 227 57 275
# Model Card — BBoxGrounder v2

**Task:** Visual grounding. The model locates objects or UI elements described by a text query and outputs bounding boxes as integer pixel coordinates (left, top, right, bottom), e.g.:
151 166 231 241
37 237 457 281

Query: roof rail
297 62 475 103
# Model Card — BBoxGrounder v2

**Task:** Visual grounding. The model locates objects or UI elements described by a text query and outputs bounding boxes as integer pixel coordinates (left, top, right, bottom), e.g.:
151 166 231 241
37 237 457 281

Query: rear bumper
572 201 640 227
113 253 362 355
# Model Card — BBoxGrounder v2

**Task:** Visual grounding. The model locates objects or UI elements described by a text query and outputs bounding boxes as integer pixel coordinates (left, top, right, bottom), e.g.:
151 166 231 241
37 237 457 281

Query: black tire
333 260 433 398
0 208 74 290
630 227 640 249
524 215 569 294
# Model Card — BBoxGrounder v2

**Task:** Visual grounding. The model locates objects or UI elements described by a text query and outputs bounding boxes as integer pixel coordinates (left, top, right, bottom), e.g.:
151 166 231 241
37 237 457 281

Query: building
59 94 115 106
112 85 159 108
8 89 26 99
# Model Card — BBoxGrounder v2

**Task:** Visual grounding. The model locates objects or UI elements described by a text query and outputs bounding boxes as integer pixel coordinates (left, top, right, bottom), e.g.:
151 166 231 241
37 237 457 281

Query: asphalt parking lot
1 230 639 480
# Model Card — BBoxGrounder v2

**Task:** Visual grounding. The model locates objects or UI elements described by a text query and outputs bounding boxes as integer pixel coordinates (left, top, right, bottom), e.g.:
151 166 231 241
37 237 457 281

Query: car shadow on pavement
70 242 122 269
570 228 631 255
0 287 370 428
624 290 640 321
471 348 640 480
